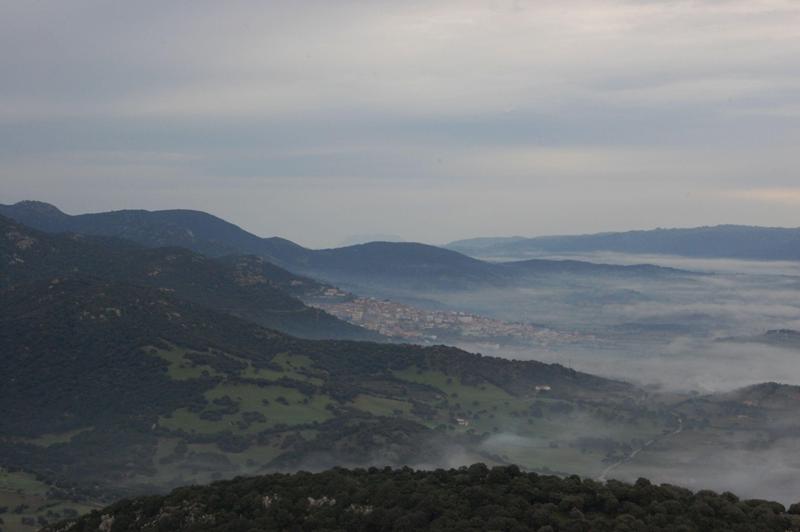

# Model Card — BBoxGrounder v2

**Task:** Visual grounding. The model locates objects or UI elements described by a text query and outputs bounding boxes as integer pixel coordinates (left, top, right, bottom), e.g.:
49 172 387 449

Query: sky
1 0 799 248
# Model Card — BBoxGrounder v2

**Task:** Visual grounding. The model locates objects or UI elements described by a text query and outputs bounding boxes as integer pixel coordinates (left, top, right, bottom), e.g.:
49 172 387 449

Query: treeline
48 465 800 532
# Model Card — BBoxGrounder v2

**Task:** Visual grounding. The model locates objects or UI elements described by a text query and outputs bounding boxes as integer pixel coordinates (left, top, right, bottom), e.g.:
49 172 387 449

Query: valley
2 204 800 530
5 3 800 528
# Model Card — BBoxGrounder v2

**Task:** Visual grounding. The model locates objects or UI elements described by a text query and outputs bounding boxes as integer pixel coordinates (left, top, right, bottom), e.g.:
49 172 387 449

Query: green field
0 470 98 532
160 383 333 435
350 394 413 417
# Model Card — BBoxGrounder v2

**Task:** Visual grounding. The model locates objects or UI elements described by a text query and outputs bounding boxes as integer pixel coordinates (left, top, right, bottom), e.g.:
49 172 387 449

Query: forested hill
46 466 800 532
448 225 800 261
1 201 686 291
0 275 638 506
0 200 303 260
718 329 800 349
0 214 377 341
1 276 627 437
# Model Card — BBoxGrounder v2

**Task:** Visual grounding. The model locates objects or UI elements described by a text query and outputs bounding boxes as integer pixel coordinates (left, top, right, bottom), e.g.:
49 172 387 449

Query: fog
458 340 798 394
476 251 800 277
309 254 800 503
426 270 800 335
471 402 800 505
339 255 800 393
613 440 800 505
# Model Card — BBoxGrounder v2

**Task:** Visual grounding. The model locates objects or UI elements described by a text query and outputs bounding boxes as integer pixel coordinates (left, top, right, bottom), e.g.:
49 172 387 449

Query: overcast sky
2 0 799 247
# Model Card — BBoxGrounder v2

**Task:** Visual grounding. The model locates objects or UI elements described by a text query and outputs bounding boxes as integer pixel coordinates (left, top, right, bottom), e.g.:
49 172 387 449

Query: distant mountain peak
448 224 800 261
338 233 406 247
765 329 800 337
12 200 67 217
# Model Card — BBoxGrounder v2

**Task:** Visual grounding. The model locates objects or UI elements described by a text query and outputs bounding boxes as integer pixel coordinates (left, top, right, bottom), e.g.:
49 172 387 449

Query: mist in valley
5 1 800 527
329 254 800 504
344 254 800 390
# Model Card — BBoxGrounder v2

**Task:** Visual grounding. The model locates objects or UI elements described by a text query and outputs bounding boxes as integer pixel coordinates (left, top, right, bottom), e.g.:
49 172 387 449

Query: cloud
2 0 800 245
724 188 800 206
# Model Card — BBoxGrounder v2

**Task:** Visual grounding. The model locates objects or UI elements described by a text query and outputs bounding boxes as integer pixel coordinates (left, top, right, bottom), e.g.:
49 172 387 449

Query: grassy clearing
20 427 93 448
0 470 48 495
149 351 668 484
160 383 334 435
393 368 514 404
394 368 568 432
159 408 233 434
390 366 669 480
243 352 324 385
0 470 97 532
350 394 413 417
522 447 607 476
149 344 224 380
129 438 290 490
154 343 325 386
207 383 333 427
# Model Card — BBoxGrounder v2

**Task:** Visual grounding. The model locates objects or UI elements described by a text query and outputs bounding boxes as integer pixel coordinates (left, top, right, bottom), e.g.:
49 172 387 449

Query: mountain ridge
0 201 690 293
0 214 378 341
447 225 800 261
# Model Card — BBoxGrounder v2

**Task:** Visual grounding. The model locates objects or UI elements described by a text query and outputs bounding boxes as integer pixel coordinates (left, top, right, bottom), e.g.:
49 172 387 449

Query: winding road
597 417 683 482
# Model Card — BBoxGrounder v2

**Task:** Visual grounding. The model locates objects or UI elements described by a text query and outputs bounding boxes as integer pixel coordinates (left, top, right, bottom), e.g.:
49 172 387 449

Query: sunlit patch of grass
350 394 413 417
148 343 224 380
243 352 324 385
393 367 514 403
0 470 98 531
159 383 334 435
0 470 48 494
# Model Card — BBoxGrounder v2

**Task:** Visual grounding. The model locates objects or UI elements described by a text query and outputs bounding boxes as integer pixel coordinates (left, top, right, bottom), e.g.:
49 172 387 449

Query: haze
2 0 800 247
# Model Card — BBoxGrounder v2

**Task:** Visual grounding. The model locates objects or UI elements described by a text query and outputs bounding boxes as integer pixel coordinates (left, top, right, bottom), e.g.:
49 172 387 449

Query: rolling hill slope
0 200 305 261
0 274 651 529
0 214 376 341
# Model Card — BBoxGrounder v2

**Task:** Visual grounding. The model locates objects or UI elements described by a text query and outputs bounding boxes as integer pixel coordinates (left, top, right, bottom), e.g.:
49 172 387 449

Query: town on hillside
313 296 592 347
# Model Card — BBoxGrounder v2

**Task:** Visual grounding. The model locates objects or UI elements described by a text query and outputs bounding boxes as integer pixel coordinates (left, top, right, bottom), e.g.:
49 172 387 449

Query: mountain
0 201 505 289
448 225 800 261
500 258 681 277
295 244 684 290
0 200 305 260
445 235 527 252
719 329 800 349
339 233 406 246
0 214 376 341
0 274 649 528
291 241 506 289
2 204 799 529
712 382 800 411
0 201 687 292
45 466 800 532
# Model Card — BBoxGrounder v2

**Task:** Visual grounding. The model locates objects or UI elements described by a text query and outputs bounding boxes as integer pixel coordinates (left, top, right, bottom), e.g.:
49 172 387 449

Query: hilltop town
313 296 590 347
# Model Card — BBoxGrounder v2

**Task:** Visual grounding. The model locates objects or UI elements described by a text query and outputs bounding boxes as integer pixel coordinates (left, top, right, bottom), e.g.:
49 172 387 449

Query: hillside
0 200 305 261
0 201 504 289
712 382 800 412
45 466 800 532
0 276 661 529
0 214 375 341
448 225 800 261
499 258 683 277
0 202 686 292
718 329 800 349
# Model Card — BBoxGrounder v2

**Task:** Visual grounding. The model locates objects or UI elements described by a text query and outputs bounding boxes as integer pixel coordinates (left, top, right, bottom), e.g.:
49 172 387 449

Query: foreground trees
48 465 800 532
